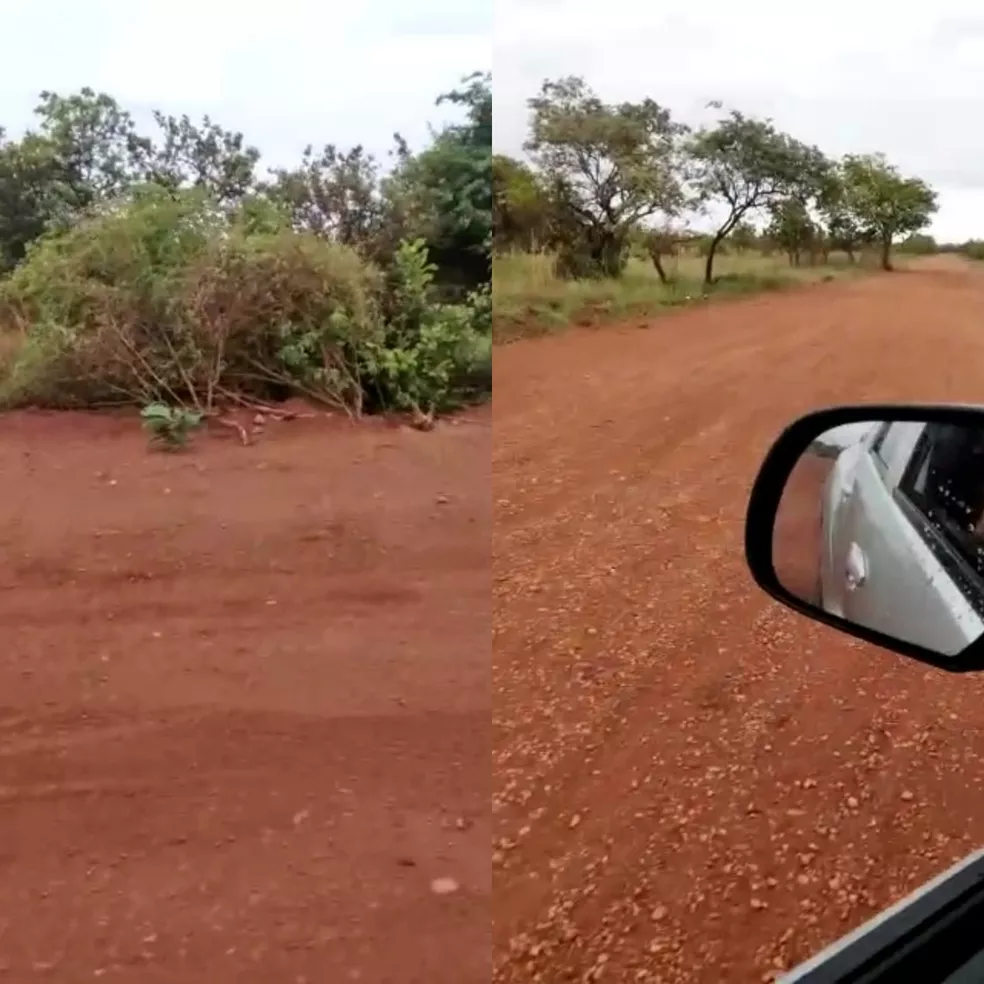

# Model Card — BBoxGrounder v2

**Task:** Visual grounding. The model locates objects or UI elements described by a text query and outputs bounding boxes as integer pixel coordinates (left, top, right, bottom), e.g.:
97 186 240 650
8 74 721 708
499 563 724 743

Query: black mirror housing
745 403 984 673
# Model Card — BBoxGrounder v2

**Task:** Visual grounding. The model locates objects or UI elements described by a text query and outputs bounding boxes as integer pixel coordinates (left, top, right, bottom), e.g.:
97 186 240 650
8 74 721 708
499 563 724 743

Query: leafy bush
367 239 490 413
961 240 984 261
0 187 224 407
179 226 382 414
0 191 490 418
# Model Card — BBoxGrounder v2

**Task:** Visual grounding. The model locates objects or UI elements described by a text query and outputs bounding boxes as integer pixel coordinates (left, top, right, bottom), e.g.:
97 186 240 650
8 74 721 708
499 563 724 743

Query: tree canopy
496 77 941 282
840 154 938 270
524 76 687 277
0 77 492 291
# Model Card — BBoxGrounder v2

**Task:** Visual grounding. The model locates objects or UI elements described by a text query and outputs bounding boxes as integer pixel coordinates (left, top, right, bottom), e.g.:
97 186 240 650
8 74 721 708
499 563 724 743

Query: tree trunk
593 229 627 278
704 215 743 286
645 244 670 285
880 237 893 271
704 233 726 286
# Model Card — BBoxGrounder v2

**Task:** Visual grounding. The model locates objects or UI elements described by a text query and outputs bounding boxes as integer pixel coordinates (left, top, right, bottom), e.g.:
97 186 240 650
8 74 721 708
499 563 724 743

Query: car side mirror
745 404 984 672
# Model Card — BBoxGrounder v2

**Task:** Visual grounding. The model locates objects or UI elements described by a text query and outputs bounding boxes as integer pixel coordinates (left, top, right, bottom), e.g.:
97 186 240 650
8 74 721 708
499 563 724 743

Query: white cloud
0 0 490 170
495 0 984 241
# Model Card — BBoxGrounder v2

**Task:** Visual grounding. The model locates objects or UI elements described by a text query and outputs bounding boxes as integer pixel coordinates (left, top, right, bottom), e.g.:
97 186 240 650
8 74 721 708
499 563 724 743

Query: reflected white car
818 421 984 656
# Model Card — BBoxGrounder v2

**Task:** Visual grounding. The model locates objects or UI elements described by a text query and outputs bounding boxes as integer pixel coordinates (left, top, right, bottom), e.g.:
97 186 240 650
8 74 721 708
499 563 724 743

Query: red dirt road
0 408 490 982
493 258 984 982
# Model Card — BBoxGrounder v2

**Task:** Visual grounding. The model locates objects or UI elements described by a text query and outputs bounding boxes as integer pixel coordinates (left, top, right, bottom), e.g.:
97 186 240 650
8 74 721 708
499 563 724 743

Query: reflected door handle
845 542 867 591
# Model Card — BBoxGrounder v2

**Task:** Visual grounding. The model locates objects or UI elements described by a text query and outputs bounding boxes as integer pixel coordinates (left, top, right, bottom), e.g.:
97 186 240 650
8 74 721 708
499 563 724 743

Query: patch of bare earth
0 405 490 982
493 257 984 982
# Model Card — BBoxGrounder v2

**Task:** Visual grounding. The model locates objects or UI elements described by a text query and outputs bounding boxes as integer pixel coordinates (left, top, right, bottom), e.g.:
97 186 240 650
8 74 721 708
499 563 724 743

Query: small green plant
140 402 203 450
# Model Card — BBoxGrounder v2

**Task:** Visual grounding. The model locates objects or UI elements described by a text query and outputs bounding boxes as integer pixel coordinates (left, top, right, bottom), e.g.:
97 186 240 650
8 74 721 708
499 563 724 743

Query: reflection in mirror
772 419 984 657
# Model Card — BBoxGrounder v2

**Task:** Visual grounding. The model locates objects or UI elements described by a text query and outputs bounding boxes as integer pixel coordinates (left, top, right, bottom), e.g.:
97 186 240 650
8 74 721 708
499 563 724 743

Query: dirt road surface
0 408 490 982
493 258 984 982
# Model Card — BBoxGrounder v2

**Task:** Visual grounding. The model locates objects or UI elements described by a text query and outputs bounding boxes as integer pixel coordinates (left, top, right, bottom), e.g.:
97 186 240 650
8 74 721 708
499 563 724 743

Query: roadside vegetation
493 76 954 341
0 74 491 422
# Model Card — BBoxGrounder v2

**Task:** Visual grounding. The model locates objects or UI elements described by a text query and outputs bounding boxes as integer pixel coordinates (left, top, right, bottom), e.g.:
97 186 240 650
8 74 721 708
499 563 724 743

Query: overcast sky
497 0 984 242
0 0 490 172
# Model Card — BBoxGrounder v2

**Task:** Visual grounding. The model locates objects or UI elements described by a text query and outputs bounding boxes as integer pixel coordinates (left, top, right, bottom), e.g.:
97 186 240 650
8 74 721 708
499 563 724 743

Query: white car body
818 421 984 656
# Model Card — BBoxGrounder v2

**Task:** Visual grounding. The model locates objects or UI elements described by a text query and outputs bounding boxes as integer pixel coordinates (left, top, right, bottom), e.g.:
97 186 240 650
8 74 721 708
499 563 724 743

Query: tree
265 143 384 249
492 154 552 252
0 131 81 272
636 225 682 285
840 154 939 270
32 88 150 204
898 232 938 256
525 76 686 278
729 220 758 253
145 112 260 205
767 198 818 266
816 166 870 263
687 105 828 284
385 71 492 292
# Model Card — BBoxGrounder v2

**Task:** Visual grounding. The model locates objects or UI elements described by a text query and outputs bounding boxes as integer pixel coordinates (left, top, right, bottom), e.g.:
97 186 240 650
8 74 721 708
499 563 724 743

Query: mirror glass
772 418 984 657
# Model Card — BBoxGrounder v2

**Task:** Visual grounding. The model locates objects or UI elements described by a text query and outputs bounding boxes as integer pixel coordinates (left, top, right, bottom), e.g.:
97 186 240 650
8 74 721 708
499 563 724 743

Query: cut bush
0 188 489 418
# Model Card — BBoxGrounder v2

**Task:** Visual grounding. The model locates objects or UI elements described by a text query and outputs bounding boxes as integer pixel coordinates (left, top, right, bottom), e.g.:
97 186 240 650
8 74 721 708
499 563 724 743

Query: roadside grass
492 249 877 343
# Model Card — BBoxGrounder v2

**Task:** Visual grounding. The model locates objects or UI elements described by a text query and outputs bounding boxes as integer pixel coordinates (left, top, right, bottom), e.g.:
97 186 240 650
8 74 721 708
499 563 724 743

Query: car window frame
869 421 893 468
894 429 984 618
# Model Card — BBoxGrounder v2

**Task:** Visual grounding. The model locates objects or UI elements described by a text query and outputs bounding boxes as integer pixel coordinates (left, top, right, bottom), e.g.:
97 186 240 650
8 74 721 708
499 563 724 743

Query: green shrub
179 227 383 413
140 402 203 449
366 239 491 413
0 191 490 418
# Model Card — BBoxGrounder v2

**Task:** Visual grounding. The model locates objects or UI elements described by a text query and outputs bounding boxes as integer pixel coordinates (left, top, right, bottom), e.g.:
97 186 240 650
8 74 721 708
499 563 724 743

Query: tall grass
492 249 870 342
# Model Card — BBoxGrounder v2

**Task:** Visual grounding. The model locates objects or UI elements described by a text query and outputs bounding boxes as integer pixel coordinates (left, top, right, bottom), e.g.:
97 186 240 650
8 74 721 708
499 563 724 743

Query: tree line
0 73 491 417
493 77 942 284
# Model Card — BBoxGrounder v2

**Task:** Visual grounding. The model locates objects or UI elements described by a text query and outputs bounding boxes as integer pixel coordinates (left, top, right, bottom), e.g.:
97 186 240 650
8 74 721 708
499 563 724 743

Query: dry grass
492 248 878 342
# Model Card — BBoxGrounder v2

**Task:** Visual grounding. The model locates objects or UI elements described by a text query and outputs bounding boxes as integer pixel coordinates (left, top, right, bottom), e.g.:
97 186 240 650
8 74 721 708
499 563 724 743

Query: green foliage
688 105 830 283
492 248 857 342
493 75 944 325
959 240 984 260
0 187 380 410
384 72 492 295
816 166 871 263
524 76 687 279
264 144 385 249
839 154 938 269
898 232 938 255
0 187 487 420
0 132 79 272
33 88 151 205
767 198 819 265
367 239 490 413
0 73 492 421
140 402 203 449
145 111 260 205
729 221 758 253
493 154 552 252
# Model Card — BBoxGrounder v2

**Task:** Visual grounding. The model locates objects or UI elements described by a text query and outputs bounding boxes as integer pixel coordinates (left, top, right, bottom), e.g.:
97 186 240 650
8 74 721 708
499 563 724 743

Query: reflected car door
820 423 887 618
836 423 976 653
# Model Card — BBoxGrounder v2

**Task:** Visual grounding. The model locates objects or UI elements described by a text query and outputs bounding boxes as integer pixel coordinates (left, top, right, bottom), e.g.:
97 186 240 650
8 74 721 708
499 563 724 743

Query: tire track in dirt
493 259 984 982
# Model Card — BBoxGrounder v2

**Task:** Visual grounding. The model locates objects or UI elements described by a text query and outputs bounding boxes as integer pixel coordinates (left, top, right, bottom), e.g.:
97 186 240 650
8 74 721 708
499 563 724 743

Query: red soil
0 405 490 982
494 258 984 982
